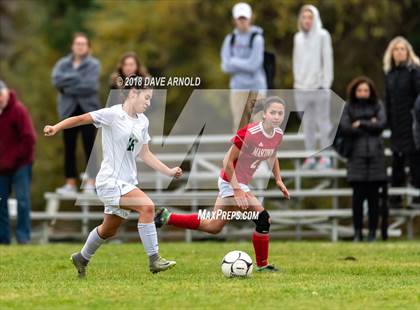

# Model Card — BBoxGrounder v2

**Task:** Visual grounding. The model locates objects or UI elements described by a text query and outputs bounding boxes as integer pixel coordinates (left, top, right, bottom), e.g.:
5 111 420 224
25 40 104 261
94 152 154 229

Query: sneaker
256 264 279 272
82 183 96 195
56 184 77 195
316 156 331 170
154 207 171 228
149 256 176 274
353 229 363 242
367 230 376 242
70 252 89 278
301 158 316 170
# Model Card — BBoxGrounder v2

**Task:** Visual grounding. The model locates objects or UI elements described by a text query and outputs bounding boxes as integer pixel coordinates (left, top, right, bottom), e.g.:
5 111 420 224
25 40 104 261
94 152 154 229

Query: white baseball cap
232 2 252 19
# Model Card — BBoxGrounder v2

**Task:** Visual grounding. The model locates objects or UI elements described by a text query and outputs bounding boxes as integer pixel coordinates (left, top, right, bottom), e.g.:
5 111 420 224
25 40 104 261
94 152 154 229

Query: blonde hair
383 36 420 73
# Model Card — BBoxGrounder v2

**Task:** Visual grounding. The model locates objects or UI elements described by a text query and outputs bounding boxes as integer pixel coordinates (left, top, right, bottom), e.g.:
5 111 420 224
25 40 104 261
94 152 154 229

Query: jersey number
127 136 139 152
250 159 262 169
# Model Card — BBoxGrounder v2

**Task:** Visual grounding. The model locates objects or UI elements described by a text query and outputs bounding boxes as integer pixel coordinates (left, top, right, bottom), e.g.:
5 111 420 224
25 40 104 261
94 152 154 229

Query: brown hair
253 96 286 114
72 32 91 47
346 76 378 103
110 52 149 89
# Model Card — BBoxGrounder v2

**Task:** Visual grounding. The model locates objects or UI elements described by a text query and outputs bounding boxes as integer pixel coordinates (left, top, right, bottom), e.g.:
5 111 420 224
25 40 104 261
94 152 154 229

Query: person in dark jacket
108 52 149 106
341 77 387 242
52 32 100 195
414 95 420 150
383 36 420 207
109 52 148 89
0 81 36 244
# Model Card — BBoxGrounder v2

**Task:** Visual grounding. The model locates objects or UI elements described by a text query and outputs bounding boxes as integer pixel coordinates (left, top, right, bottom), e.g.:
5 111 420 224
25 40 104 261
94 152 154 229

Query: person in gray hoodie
52 32 100 194
221 2 267 132
293 4 334 169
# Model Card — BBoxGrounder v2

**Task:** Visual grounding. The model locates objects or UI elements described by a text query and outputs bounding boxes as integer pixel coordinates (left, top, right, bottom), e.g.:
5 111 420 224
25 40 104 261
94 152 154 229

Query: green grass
1 242 419 309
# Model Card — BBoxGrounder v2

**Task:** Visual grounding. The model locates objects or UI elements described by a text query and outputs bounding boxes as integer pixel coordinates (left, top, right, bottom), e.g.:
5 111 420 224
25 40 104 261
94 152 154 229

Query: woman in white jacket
293 4 334 170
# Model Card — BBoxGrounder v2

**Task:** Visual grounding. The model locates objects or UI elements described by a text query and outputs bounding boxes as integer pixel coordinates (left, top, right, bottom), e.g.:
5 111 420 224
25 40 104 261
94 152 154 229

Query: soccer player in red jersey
155 96 290 272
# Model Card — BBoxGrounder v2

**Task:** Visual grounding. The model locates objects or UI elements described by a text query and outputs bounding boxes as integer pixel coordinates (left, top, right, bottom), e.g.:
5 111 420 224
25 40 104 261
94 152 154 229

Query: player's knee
141 203 155 216
252 210 270 234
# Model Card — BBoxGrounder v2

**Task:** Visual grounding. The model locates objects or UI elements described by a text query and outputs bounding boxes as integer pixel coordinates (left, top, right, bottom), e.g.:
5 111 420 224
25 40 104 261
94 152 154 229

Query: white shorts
218 177 250 199
96 179 137 219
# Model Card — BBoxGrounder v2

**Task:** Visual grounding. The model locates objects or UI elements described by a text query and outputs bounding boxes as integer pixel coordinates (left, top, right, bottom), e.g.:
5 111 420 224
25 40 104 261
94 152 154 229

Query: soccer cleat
154 207 171 228
256 264 279 272
149 256 176 274
70 252 89 278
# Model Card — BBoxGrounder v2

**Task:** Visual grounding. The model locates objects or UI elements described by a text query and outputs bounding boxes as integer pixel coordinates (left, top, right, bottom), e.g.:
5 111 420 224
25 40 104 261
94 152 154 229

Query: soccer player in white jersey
44 83 182 276
155 97 290 272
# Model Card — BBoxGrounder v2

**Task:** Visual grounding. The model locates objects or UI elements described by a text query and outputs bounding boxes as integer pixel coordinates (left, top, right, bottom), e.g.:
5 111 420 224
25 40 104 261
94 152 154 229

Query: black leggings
63 106 96 179
351 182 382 231
391 151 420 188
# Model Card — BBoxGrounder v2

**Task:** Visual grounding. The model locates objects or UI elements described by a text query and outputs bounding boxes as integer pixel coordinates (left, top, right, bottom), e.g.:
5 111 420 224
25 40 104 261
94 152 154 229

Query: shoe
301 158 316 170
154 207 171 228
381 227 388 241
82 183 96 195
367 230 376 242
56 184 77 195
316 156 331 170
256 264 279 272
353 229 363 242
149 256 176 274
70 252 89 278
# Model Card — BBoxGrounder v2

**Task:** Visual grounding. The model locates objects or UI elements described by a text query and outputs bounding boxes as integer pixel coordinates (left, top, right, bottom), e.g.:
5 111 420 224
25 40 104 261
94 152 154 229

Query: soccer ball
221 250 253 278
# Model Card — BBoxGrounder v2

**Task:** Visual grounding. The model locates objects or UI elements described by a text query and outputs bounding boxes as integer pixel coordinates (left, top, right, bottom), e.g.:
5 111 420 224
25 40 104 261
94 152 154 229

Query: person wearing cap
0 80 36 244
293 4 334 170
221 2 267 132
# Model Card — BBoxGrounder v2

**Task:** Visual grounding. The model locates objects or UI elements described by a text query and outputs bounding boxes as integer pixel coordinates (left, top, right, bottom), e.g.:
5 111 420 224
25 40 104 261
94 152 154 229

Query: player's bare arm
43 113 93 136
269 151 290 200
139 144 182 178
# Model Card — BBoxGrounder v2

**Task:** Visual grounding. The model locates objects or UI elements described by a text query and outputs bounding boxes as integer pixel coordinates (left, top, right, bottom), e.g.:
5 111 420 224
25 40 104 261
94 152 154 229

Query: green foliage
41 0 100 53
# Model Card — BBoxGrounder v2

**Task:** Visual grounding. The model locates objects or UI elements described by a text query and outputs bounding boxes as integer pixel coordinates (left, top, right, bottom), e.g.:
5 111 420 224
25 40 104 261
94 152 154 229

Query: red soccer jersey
220 122 283 185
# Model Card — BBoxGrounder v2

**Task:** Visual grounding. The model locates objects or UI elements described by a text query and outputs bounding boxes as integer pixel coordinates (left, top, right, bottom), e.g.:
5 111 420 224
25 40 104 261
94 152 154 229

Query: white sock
80 227 106 261
138 222 159 257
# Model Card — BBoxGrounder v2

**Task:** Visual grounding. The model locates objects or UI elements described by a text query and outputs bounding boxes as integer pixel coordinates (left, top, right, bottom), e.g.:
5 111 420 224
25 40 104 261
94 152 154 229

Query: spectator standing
384 36 420 207
293 4 334 169
413 89 420 150
0 81 36 244
341 77 387 242
108 52 148 106
221 2 267 132
52 32 100 194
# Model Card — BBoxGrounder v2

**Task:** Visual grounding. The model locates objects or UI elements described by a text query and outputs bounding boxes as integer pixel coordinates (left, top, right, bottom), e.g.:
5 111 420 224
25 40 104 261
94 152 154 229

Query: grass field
1 241 419 309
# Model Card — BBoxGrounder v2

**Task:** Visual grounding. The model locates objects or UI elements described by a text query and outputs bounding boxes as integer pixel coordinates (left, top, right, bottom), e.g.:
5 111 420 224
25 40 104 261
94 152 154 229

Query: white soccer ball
221 250 253 278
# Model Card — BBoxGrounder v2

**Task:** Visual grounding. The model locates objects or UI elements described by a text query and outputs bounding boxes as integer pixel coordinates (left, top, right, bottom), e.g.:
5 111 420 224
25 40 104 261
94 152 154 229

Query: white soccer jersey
90 104 150 187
